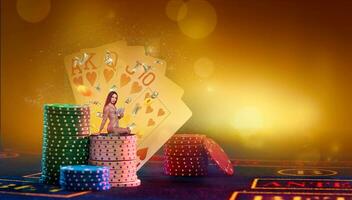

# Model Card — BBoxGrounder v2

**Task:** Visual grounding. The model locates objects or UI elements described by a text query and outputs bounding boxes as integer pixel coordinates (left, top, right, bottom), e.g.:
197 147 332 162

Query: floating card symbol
74 52 90 66
127 122 136 130
132 103 142 115
125 97 132 104
80 53 89 65
96 112 103 118
73 57 80 67
151 91 159 99
96 85 101 91
142 64 152 72
154 60 163 64
110 85 117 91
104 50 114 66
89 100 101 105
130 61 140 72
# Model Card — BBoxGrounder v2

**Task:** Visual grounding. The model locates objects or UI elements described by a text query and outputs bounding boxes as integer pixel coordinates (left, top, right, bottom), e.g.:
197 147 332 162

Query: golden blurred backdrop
1 0 352 161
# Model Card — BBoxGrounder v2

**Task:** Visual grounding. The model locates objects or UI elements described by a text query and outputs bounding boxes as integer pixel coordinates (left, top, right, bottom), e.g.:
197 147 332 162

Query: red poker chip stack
163 134 208 176
88 134 141 187
163 134 234 176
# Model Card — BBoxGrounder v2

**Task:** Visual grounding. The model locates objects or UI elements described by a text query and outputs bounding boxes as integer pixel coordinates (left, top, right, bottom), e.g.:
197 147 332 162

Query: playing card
77 42 129 133
82 41 127 94
116 45 167 110
64 51 92 102
118 75 192 170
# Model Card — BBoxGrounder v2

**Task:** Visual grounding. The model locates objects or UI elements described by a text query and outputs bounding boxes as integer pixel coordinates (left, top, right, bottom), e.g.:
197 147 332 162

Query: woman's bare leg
113 127 131 135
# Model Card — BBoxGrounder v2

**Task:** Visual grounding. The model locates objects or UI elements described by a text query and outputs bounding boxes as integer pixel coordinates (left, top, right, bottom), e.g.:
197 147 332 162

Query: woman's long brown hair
104 91 118 108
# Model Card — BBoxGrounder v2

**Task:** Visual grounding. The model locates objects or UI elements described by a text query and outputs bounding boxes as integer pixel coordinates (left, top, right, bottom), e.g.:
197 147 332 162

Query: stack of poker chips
88 134 141 187
40 104 90 185
163 134 208 176
60 165 111 191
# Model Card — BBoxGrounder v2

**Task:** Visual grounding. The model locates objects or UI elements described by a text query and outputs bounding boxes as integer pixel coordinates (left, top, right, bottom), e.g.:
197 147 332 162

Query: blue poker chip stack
60 165 111 191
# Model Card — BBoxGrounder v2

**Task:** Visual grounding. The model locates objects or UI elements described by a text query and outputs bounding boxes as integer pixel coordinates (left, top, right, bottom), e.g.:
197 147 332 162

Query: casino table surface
0 150 352 200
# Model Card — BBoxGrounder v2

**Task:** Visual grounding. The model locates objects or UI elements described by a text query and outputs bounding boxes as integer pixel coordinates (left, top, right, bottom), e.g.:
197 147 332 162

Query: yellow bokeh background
1 0 352 161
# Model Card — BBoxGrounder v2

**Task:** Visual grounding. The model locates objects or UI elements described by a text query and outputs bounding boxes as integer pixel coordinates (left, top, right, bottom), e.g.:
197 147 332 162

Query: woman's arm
98 106 109 133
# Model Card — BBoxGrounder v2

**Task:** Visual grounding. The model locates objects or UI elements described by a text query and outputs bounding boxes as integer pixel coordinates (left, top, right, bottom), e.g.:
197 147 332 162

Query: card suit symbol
158 108 165 117
120 73 131 87
73 76 83 86
86 72 97 86
137 147 148 161
130 81 142 94
147 118 155 126
144 92 151 100
103 68 114 83
146 105 153 114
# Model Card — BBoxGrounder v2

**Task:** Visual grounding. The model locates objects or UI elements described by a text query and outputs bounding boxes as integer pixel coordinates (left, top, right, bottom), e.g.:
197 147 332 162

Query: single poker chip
43 150 89 158
89 147 136 154
44 104 90 111
164 158 208 165
89 153 136 161
44 113 90 120
164 148 205 157
60 165 109 174
42 147 89 154
170 134 206 140
43 142 88 149
59 173 109 180
164 156 208 162
110 174 138 183
43 134 89 140
44 117 90 124
110 179 141 187
60 177 109 183
42 159 89 167
44 125 90 132
44 109 90 116
42 154 88 161
62 183 111 191
42 142 89 149
89 142 136 148
109 171 137 178
43 138 89 145
89 144 136 151
164 162 208 169
164 163 208 170
166 134 205 144
60 181 110 188
203 137 234 176
43 121 90 128
109 169 137 176
43 130 90 136
166 134 205 145
163 166 207 174
163 143 204 150
88 160 136 170
90 140 135 146
109 168 136 175
164 171 207 177
90 134 136 142
89 150 136 158
89 140 136 146
41 158 88 167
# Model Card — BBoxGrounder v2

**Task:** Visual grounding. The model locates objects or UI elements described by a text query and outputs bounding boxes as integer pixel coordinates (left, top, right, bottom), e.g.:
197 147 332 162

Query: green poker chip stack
40 104 91 185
